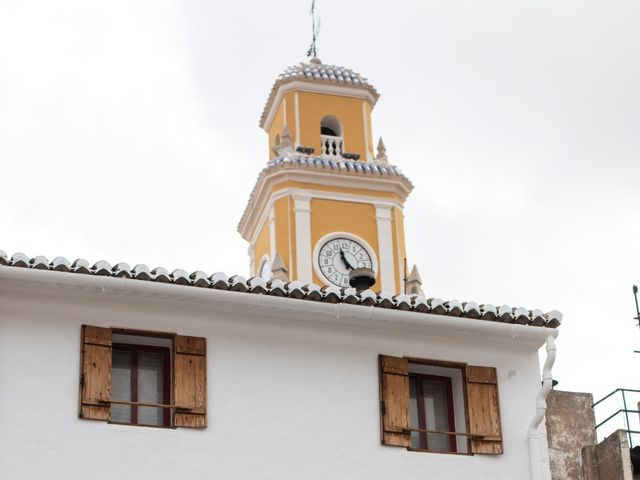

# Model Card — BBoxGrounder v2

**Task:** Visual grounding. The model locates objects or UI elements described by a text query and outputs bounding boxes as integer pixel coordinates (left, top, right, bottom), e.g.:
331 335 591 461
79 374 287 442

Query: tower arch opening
320 115 342 137
320 115 343 156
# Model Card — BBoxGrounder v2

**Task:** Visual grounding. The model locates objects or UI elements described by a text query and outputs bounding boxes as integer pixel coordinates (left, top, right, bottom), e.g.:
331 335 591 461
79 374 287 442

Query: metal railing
593 388 640 448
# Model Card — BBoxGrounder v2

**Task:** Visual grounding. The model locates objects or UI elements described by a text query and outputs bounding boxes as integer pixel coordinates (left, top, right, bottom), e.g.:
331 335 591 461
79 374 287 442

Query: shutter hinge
80 373 84 387
380 400 386 415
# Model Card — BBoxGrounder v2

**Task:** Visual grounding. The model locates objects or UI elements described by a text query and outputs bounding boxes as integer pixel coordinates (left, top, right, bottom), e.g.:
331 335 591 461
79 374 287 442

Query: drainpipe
528 335 557 480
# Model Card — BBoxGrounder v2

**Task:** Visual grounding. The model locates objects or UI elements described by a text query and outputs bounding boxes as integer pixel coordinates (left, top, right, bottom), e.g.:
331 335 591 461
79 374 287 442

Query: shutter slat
466 365 503 454
174 335 207 428
79 325 112 421
379 355 410 447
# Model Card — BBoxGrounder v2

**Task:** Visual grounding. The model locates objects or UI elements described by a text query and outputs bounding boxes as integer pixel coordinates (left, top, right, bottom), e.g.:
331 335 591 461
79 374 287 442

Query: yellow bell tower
238 58 416 294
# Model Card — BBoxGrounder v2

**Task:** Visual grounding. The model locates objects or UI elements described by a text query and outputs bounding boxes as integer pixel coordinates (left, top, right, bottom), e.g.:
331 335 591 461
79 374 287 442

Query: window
79 325 207 429
410 373 456 452
111 343 171 427
379 355 503 455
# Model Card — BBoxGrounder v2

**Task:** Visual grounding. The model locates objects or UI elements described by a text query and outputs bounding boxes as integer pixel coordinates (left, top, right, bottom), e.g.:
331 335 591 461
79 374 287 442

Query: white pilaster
294 92 300 148
283 97 287 127
294 195 312 283
268 208 276 261
375 204 395 293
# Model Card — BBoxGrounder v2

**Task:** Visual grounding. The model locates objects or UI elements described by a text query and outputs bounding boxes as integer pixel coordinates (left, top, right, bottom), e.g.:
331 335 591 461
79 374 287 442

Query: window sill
407 447 472 456
107 420 175 430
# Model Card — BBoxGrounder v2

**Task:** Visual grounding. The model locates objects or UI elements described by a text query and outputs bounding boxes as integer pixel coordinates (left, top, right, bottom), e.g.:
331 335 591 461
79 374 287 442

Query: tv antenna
633 286 640 353
634 285 640 328
306 0 321 59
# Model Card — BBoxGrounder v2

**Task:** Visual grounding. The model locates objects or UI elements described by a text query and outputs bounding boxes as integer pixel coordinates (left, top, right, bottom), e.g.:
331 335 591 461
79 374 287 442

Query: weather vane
306 0 321 59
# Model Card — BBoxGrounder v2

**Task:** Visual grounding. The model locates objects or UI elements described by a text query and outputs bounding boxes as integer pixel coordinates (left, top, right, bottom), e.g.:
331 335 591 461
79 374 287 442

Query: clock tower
238 58 417 294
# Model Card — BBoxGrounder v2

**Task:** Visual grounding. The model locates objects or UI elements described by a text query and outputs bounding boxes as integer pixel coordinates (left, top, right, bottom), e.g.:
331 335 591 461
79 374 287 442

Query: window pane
111 350 132 424
137 351 165 426
422 380 451 452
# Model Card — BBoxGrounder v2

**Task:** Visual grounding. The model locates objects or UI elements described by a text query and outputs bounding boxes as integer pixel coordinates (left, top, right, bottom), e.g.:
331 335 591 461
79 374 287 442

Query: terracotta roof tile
0 250 562 329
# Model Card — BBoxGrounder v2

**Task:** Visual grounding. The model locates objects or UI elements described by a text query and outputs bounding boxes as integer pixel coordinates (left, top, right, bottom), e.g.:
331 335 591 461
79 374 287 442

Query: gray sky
1 0 639 433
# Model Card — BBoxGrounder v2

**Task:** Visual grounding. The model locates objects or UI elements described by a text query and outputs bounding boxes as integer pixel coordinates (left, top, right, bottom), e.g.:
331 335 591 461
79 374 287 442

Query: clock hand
339 250 355 270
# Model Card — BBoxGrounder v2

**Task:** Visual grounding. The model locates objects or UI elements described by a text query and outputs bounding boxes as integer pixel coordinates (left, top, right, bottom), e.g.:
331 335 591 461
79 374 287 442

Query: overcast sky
1 0 639 436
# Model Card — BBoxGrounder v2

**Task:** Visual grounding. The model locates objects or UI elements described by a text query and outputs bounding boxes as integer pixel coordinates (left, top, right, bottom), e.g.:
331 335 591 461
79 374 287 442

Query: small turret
270 252 289 282
406 265 424 295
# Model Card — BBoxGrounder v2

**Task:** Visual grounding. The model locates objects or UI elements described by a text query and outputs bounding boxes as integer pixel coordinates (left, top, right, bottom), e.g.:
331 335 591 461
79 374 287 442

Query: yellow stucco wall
309 198 381 290
297 91 370 159
267 92 300 160
391 210 400 293
288 196 297 279
268 100 285 160
391 207 408 294
267 88 374 160
364 101 374 159
274 196 292 278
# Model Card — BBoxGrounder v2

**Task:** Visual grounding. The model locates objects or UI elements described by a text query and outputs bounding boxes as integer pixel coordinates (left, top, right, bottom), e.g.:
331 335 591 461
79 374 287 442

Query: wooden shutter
79 325 112 421
174 335 207 428
466 366 503 454
379 355 410 447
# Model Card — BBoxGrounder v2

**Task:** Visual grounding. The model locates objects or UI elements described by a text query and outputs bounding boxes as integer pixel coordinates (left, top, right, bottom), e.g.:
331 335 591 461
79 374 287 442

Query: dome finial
306 0 321 60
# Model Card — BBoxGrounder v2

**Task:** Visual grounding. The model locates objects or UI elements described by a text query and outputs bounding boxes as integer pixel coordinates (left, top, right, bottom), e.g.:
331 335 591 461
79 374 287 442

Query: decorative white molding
375 204 396 293
268 208 276 261
282 97 287 127
262 80 378 132
294 92 300 148
311 231 379 288
239 167 411 241
247 185 403 246
293 195 312 283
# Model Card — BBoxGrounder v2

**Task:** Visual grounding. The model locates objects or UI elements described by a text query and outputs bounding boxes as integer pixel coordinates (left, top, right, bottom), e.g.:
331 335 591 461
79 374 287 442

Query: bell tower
238 59 418 294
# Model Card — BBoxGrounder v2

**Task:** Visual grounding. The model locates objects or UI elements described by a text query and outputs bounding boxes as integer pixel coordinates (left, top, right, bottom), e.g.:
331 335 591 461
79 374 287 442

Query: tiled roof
237 152 414 234
267 154 406 177
260 59 380 128
0 251 562 329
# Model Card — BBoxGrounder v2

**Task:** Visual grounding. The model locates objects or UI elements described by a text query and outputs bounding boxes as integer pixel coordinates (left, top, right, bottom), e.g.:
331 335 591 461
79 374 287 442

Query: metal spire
306 0 321 60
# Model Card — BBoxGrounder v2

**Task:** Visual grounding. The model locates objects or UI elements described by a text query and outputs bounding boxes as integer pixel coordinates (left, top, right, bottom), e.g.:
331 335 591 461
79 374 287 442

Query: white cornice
262 80 378 132
238 167 412 242
246 186 404 247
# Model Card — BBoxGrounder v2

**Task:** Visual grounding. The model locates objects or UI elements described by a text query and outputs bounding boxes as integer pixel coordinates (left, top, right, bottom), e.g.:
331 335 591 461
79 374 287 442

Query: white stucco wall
0 269 553 480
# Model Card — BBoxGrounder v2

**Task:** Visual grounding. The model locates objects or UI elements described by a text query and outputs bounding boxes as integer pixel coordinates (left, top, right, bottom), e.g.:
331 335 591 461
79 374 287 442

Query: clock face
317 237 373 287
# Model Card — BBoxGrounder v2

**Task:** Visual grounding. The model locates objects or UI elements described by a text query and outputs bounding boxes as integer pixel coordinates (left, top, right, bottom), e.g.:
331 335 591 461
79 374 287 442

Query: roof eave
0 265 560 346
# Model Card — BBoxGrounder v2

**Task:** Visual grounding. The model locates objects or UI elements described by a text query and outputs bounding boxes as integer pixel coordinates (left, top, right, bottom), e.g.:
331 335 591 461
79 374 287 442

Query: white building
0 57 561 480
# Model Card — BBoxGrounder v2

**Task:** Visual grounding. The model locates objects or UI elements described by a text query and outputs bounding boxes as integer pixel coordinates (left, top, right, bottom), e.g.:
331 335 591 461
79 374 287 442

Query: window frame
111 342 172 428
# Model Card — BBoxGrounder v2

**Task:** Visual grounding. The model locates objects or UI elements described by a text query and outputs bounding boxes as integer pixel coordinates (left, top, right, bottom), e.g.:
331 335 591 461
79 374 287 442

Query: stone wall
546 390 597 480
